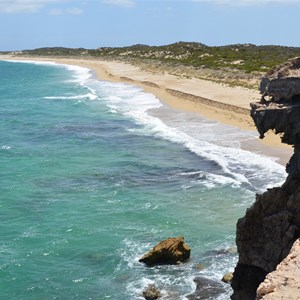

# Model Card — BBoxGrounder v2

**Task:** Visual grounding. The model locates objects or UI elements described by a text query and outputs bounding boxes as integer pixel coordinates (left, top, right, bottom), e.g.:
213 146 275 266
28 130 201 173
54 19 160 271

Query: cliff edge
256 238 300 299
231 57 300 299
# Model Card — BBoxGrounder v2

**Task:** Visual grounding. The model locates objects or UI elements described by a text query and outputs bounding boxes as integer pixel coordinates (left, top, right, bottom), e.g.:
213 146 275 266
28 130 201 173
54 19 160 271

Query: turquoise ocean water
0 60 286 299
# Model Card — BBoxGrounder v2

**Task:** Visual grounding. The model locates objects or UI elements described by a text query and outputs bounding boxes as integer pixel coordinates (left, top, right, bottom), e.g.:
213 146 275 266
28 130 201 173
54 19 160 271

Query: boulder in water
139 236 191 266
222 272 233 284
142 284 162 300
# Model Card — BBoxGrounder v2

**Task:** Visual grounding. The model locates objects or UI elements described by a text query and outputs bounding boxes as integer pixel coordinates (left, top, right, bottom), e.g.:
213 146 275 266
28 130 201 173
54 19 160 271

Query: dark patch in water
187 277 226 300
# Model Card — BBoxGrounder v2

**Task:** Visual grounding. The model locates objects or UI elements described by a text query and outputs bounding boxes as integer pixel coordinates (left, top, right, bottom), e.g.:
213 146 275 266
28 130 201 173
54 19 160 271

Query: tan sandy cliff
257 238 300 299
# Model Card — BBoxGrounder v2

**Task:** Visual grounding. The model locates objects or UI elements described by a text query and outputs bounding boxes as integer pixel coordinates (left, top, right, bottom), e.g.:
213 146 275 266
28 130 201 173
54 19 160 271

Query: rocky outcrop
260 57 300 102
231 58 300 299
260 77 300 102
256 238 300 299
139 236 191 266
231 179 300 299
142 284 162 300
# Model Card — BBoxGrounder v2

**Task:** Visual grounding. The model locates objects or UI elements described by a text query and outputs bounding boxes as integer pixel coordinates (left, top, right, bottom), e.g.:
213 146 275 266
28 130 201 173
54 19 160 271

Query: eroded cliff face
231 57 300 299
257 238 300 299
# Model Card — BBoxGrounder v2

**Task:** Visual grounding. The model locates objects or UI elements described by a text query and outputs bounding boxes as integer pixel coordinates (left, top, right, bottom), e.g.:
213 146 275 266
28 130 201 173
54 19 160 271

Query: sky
1 0 300 51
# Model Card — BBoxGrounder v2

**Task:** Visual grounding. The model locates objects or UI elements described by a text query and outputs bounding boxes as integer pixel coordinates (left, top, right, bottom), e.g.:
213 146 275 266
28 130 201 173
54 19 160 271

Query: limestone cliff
231 57 300 299
260 57 300 102
257 238 300 299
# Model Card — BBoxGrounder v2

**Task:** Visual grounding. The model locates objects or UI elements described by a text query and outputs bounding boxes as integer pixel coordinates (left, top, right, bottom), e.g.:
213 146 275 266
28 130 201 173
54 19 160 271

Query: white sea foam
5 59 60 66
44 93 97 101
9 60 99 102
8 60 287 191
15 61 283 192
90 80 287 192
1 145 11 150
120 238 234 300
6 59 94 91
126 275 194 300
179 171 242 188
64 64 93 85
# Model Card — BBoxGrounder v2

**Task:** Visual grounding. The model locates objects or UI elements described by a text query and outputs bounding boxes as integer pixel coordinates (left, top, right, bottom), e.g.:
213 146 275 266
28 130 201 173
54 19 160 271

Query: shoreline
0 55 293 165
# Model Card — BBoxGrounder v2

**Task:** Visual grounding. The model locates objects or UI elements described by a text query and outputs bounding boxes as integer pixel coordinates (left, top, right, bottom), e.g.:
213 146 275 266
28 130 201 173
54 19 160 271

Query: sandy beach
0 55 293 164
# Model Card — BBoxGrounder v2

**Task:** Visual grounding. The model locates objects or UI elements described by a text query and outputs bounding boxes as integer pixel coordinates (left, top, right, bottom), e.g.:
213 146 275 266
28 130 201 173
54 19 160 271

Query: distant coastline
0 54 292 165
4 42 300 90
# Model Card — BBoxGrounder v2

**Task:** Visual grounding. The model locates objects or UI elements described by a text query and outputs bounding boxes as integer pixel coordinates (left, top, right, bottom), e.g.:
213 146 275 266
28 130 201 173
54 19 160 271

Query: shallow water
0 60 286 299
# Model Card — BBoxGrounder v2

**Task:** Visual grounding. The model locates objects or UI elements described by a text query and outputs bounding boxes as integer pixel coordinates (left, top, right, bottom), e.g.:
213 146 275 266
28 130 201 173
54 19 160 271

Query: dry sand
0 55 293 165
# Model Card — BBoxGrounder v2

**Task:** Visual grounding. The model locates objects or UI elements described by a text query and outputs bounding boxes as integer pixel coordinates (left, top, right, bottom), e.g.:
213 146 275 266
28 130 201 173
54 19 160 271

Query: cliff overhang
231 57 300 299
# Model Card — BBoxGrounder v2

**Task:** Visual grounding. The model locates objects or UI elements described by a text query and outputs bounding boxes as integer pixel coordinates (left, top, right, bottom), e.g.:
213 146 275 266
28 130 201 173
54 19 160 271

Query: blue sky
1 0 300 50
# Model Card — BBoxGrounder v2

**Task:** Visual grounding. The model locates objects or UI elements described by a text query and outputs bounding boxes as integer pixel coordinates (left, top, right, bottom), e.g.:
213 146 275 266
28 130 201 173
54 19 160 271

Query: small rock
221 272 233 284
142 284 161 300
139 236 191 266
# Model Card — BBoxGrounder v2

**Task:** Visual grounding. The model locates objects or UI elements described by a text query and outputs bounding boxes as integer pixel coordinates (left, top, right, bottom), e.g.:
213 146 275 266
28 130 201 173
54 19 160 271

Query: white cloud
102 0 135 8
192 0 300 5
0 0 69 13
0 0 135 14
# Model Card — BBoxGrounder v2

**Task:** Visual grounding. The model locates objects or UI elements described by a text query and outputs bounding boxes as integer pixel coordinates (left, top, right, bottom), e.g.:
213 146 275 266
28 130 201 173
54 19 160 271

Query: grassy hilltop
8 42 300 88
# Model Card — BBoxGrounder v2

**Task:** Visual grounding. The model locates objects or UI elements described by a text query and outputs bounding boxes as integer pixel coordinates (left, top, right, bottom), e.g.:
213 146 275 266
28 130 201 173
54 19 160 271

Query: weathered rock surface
256 238 300 299
260 57 300 102
139 236 191 266
231 179 300 299
222 272 233 284
142 284 162 300
186 277 226 300
231 58 300 299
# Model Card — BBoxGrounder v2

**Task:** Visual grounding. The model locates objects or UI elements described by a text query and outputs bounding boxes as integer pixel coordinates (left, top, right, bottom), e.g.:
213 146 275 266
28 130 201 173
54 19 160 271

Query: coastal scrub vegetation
6 42 300 89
